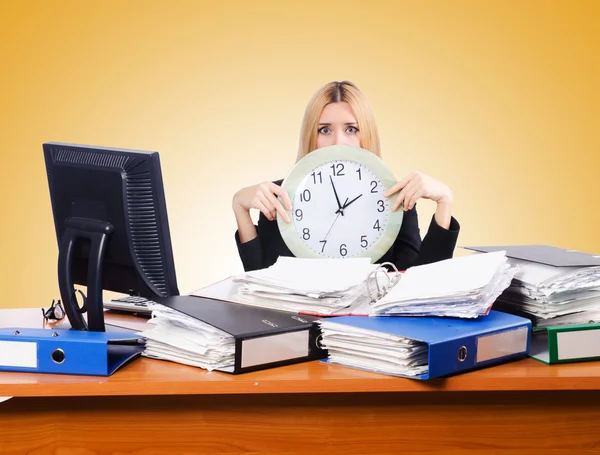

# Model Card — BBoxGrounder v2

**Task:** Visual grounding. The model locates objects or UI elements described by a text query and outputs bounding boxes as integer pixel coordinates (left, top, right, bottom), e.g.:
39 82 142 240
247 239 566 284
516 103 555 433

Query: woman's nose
333 131 345 145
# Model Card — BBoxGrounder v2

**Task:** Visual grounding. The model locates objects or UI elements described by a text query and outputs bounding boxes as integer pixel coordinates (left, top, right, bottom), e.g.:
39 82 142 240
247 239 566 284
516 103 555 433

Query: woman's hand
384 171 453 229
233 181 292 223
384 171 453 211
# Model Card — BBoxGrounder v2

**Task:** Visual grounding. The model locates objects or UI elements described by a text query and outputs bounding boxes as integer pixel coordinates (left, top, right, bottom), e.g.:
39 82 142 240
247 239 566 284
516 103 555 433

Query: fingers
390 172 425 211
268 184 291 223
270 184 292 211
255 199 275 221
393 180 415 211
256 193 277 221
248 182 289 223
255 183 290 223
270 194 291 223
258 192 290 223
404 184 424 211
384 172 415 198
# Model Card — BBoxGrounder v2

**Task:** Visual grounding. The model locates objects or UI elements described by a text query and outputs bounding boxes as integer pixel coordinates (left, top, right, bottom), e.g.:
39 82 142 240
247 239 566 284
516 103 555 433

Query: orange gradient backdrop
1 0 598 308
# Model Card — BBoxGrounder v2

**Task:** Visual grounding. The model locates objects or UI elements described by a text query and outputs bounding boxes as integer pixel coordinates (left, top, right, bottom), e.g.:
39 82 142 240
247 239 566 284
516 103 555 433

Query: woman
232 80 459 272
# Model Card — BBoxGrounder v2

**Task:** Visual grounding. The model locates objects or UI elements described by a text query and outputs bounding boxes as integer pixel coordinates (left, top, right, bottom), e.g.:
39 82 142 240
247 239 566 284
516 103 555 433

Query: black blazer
235 180 460 272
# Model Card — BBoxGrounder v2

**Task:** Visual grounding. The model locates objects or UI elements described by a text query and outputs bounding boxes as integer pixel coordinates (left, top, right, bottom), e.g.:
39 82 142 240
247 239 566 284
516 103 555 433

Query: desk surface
2 308 600 398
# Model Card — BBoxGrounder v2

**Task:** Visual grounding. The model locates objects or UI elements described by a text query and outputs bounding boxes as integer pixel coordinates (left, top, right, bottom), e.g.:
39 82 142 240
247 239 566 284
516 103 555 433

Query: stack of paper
318 319 429 377
494 258 600 327
370 251 518 318
137 303 236 372
228 257 393 316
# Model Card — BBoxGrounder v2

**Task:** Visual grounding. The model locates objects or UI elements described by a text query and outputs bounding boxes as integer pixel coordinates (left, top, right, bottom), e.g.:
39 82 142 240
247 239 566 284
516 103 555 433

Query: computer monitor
43 142 179 332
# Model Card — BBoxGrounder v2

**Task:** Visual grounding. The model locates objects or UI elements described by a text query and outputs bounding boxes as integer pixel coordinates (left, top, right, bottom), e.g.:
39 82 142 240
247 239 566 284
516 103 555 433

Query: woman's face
316 102 360 149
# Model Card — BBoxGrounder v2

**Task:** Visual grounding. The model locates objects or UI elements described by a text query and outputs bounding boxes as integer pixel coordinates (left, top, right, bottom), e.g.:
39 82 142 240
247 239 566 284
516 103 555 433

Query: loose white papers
370 251 518 318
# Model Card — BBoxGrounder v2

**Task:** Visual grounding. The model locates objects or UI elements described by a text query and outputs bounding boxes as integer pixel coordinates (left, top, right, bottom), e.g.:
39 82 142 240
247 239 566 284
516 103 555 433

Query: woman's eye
347 126 358 134
318 127 331 134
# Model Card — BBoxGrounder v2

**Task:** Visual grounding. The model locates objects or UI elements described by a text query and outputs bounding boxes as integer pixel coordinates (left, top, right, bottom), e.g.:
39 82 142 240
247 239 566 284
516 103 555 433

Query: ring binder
0 327 144 376
319 311 532 379
366 262 401 304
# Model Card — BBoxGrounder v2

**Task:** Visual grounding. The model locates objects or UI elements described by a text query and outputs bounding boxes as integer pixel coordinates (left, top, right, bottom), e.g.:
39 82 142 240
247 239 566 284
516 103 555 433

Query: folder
0 327 144 376
530 323 600 364
150 295 326 374
320 311 531 380
463 244 600 267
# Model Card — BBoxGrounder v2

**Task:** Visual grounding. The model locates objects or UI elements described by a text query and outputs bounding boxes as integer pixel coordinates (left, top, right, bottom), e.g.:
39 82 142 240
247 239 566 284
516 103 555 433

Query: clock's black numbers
295 209 303 221
302 228 310 240
311 171 322 184
377 200 385 212
319 240 327 252
361 235 368 248
370 180 378 193
373 220 381 231
330 163 345 176
300 189 311 202
339 244 347 256
356 168 362 180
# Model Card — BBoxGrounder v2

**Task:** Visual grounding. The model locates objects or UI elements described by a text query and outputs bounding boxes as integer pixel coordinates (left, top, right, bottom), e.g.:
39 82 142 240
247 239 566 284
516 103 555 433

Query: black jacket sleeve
235 208 294 272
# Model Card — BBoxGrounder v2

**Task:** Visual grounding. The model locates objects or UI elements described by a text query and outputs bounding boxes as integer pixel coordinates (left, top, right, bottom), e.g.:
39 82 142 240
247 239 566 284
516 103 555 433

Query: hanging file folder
0 327 144 376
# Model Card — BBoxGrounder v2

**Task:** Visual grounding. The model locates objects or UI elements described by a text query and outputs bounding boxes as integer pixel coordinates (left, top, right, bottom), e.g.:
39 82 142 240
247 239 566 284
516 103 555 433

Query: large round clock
277 145 403 262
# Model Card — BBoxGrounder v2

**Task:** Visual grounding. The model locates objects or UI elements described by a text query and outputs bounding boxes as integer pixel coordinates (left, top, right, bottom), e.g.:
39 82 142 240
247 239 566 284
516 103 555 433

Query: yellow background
1 0 598 309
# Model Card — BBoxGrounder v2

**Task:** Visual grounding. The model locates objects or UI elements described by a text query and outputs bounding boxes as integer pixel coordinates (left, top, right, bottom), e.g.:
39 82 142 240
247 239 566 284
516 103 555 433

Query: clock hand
339 193 363 212
324 199 346 240
329 175 344 216
324 212 342 241
334 197 349 215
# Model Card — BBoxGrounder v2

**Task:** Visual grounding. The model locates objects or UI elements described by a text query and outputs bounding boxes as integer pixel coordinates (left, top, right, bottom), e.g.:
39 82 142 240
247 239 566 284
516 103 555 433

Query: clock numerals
300 189 311 202
291 159 393 259
319 240 327 253
361 235 368 248
330 163 345 176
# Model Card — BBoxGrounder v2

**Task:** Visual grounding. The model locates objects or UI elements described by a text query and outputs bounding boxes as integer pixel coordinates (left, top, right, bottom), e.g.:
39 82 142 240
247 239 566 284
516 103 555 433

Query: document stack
138 302 236 372
493 259 600 327
318 318 429 378
318 311 531 379
194 257 395 316
135 295 324 374
369 250 518 318
465 245 600 328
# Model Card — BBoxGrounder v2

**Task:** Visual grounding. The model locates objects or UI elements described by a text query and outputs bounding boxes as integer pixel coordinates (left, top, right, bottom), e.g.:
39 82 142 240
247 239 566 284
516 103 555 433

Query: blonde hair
296 80 381 161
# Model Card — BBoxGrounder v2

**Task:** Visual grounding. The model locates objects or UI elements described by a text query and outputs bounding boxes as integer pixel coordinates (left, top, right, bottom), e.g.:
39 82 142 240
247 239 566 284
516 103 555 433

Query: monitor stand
57 217 114 332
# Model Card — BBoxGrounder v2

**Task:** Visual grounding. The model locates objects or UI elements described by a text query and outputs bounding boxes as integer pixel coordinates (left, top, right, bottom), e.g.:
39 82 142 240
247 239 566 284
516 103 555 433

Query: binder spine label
0 340 38 368
241 330 309 368
476 326 529 363
557 329 600 360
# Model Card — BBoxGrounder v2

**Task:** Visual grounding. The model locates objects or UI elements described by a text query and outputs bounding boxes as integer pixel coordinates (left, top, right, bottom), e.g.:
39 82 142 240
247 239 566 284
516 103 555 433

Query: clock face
291 160 389 258
278 145 403 262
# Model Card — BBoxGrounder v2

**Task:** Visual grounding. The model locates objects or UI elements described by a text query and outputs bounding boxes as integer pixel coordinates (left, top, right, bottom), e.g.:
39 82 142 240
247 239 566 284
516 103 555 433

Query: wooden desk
1 308 600 454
